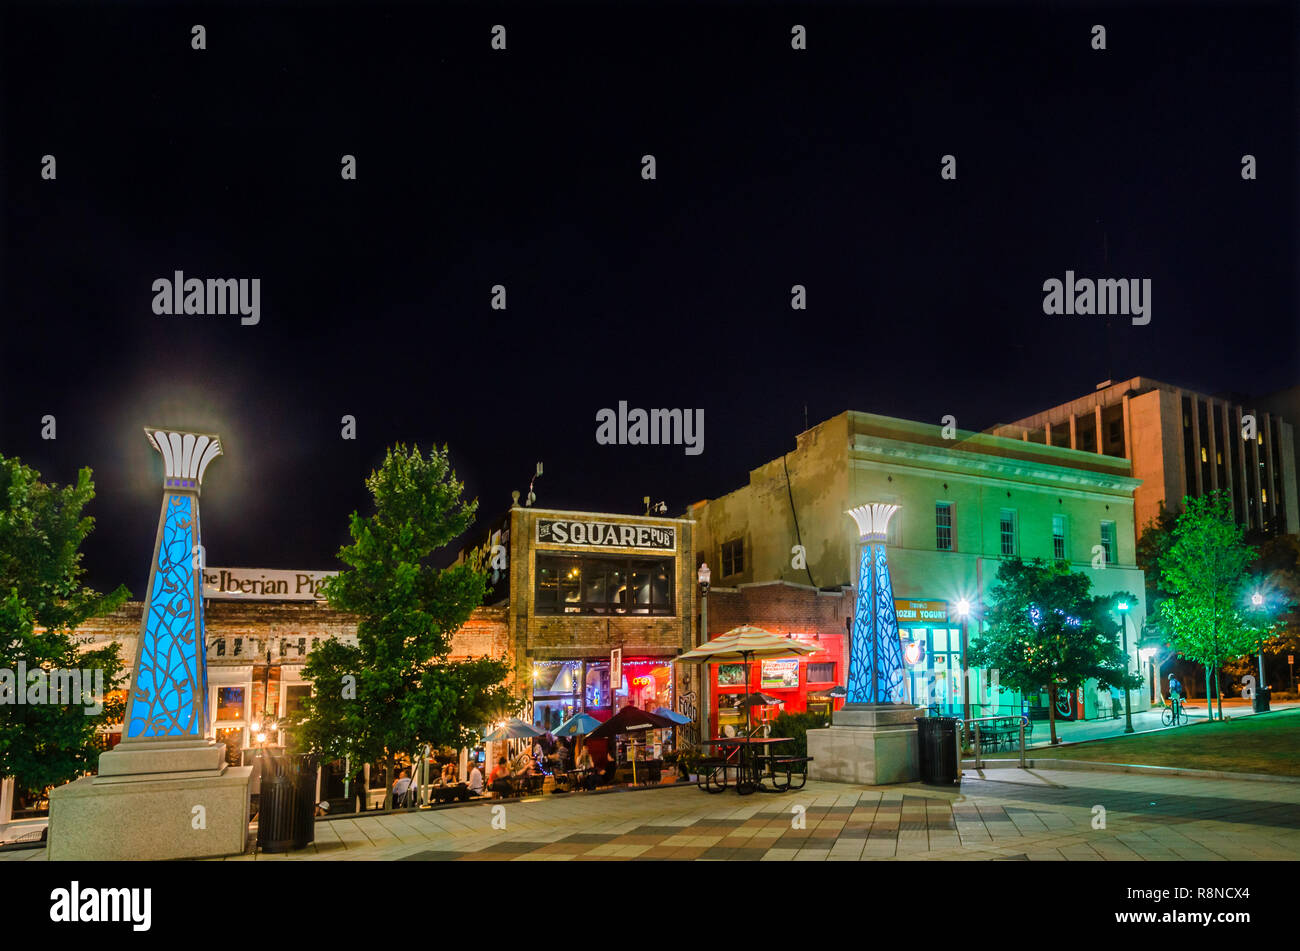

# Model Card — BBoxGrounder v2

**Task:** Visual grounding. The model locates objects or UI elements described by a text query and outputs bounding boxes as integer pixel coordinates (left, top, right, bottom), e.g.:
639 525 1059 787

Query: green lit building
687 411 1150 722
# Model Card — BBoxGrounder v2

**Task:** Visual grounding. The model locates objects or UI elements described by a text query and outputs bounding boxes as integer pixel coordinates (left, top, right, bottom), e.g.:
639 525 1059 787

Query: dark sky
2 2 1296 596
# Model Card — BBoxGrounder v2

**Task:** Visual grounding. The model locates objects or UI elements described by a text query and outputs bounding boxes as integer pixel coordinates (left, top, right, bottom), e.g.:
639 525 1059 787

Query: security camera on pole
806 503 920 785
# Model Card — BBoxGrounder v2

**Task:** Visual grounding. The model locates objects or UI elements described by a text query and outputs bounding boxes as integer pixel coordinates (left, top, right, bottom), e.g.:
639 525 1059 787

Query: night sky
2 2 1296 597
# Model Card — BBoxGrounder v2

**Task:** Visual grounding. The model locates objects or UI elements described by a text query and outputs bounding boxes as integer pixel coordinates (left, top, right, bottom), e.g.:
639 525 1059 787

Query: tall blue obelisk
844 503 907 705
123 428 222 739
48 429 253 859
806 502 920 785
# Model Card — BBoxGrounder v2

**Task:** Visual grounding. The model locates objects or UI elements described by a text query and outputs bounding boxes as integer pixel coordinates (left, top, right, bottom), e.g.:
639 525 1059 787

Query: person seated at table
575 746 594 772
489 757 514 797
555 741 572 772
392 769 413 806
441 762 458 785
467 761 484 796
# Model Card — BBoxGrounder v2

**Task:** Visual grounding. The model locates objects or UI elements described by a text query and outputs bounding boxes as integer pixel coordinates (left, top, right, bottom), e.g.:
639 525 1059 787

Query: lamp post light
1117 600 1134 734
956 598 971 724
697 562 711 744
1251 591 1267 687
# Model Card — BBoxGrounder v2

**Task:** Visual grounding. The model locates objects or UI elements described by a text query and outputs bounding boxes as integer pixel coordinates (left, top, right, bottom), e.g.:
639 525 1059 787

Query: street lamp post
697 563 711 744
1251 591 1266 687
1117 600 1134 734
957 599 971 724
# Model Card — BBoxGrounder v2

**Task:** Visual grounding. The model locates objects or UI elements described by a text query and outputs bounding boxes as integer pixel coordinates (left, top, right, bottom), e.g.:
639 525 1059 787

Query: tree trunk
1203 665 1213 720
1047 684 1059 745
1213 668 1224 721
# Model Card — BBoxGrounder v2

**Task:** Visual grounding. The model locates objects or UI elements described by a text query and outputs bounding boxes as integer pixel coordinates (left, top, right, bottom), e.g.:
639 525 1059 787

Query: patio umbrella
653 707 692 725
552 713 602 737
738 692 783 707
677 626 818 734
586 705 677 739
586 705 678 785
827 685 848 698
484 718 544 742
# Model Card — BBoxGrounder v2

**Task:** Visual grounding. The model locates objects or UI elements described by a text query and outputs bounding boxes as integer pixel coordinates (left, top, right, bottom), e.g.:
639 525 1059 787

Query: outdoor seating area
965 716 1032 753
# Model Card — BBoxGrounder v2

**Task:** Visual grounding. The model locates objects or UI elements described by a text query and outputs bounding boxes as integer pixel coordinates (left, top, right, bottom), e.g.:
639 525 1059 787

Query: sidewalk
1022 699 1299 748
10 767 1295 862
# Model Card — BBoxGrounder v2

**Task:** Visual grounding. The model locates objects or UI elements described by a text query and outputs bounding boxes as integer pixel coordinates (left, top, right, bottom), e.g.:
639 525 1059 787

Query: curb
963 758 1300 784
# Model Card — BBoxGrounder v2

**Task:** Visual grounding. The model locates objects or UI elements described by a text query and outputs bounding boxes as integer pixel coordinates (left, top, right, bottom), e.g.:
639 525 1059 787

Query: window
1100 520 1116 565
935 502 953 551
999 509 1017 556
216 687 245 722
535 554 674 615
807 662 835 683
721 538 744 577
1052 514 1067 562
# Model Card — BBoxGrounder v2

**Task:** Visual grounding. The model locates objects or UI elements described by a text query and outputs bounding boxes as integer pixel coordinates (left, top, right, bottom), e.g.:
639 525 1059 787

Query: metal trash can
1253 687 1271 714
291 755 318 850
915 716 960 785
256 753 317 853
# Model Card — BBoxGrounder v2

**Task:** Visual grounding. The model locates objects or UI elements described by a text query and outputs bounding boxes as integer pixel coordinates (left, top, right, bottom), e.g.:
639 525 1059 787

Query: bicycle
1160 694 1184 726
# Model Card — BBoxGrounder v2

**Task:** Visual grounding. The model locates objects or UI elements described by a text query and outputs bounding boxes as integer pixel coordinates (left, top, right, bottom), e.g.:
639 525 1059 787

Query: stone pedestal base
48 740 252 861
807 703 920 786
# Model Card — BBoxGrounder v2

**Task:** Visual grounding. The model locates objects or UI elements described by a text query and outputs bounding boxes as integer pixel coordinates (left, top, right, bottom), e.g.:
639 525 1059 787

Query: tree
967 557 1141 745
1159 492 1265 721
1223 533 1300 691
284 445 517 810
0 454 129 796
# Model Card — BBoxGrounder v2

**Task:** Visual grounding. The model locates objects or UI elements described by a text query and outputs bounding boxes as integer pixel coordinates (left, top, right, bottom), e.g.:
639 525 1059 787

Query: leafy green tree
0 455 129 795
1135 503 1179 647
1159 492 1265 720
1223 534 1299 691
284 445 517 809
967 557 1141 745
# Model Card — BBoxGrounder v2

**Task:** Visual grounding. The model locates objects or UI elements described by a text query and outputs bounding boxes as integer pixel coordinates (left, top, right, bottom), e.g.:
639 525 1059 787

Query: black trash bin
292 755 318 850
256 753 318 853
915 716 960 785
1253 687 1271 714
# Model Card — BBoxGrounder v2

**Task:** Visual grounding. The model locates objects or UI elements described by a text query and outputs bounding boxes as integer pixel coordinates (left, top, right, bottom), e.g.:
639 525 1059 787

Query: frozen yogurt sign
536 518 675 551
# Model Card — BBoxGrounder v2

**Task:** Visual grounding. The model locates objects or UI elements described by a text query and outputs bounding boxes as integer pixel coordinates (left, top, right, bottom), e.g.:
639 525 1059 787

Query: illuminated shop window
535 555 673 615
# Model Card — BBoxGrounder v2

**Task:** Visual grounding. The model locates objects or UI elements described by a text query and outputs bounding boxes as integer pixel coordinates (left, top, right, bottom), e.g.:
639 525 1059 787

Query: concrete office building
988 376 1299 537
687 411 1150 724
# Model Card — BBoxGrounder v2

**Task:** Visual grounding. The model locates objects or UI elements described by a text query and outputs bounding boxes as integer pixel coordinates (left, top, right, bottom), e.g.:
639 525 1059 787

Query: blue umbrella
484 718 544 742
653 707 692 725
552 713 602 737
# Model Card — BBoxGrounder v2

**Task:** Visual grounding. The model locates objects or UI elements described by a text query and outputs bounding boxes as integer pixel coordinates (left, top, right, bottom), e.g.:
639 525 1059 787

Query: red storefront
701 581 851 737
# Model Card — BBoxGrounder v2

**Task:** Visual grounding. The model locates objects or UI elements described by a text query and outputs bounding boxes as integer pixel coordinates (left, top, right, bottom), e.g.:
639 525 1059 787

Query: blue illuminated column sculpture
47 428 253 861
123 429 222 740
845 504 907 705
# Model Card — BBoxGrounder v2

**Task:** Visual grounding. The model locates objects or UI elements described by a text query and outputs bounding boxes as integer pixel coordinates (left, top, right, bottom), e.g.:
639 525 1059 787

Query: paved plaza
9 766 1296 862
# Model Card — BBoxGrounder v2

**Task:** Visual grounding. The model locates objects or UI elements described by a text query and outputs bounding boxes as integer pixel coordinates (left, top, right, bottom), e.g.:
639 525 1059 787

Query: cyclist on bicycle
1168 673 1184 723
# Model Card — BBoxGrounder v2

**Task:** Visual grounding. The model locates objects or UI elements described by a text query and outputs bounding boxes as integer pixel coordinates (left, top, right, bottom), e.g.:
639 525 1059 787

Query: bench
768 756 813 791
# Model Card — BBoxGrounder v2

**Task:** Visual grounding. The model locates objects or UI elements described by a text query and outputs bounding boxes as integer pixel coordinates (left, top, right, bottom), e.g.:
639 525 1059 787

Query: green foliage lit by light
0 454 129 793
284 444 519 809
1158 492 1267 720
967 557 1140 745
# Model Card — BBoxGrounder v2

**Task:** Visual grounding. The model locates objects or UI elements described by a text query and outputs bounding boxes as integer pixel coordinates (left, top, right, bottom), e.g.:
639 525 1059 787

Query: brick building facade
697 580 850 736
